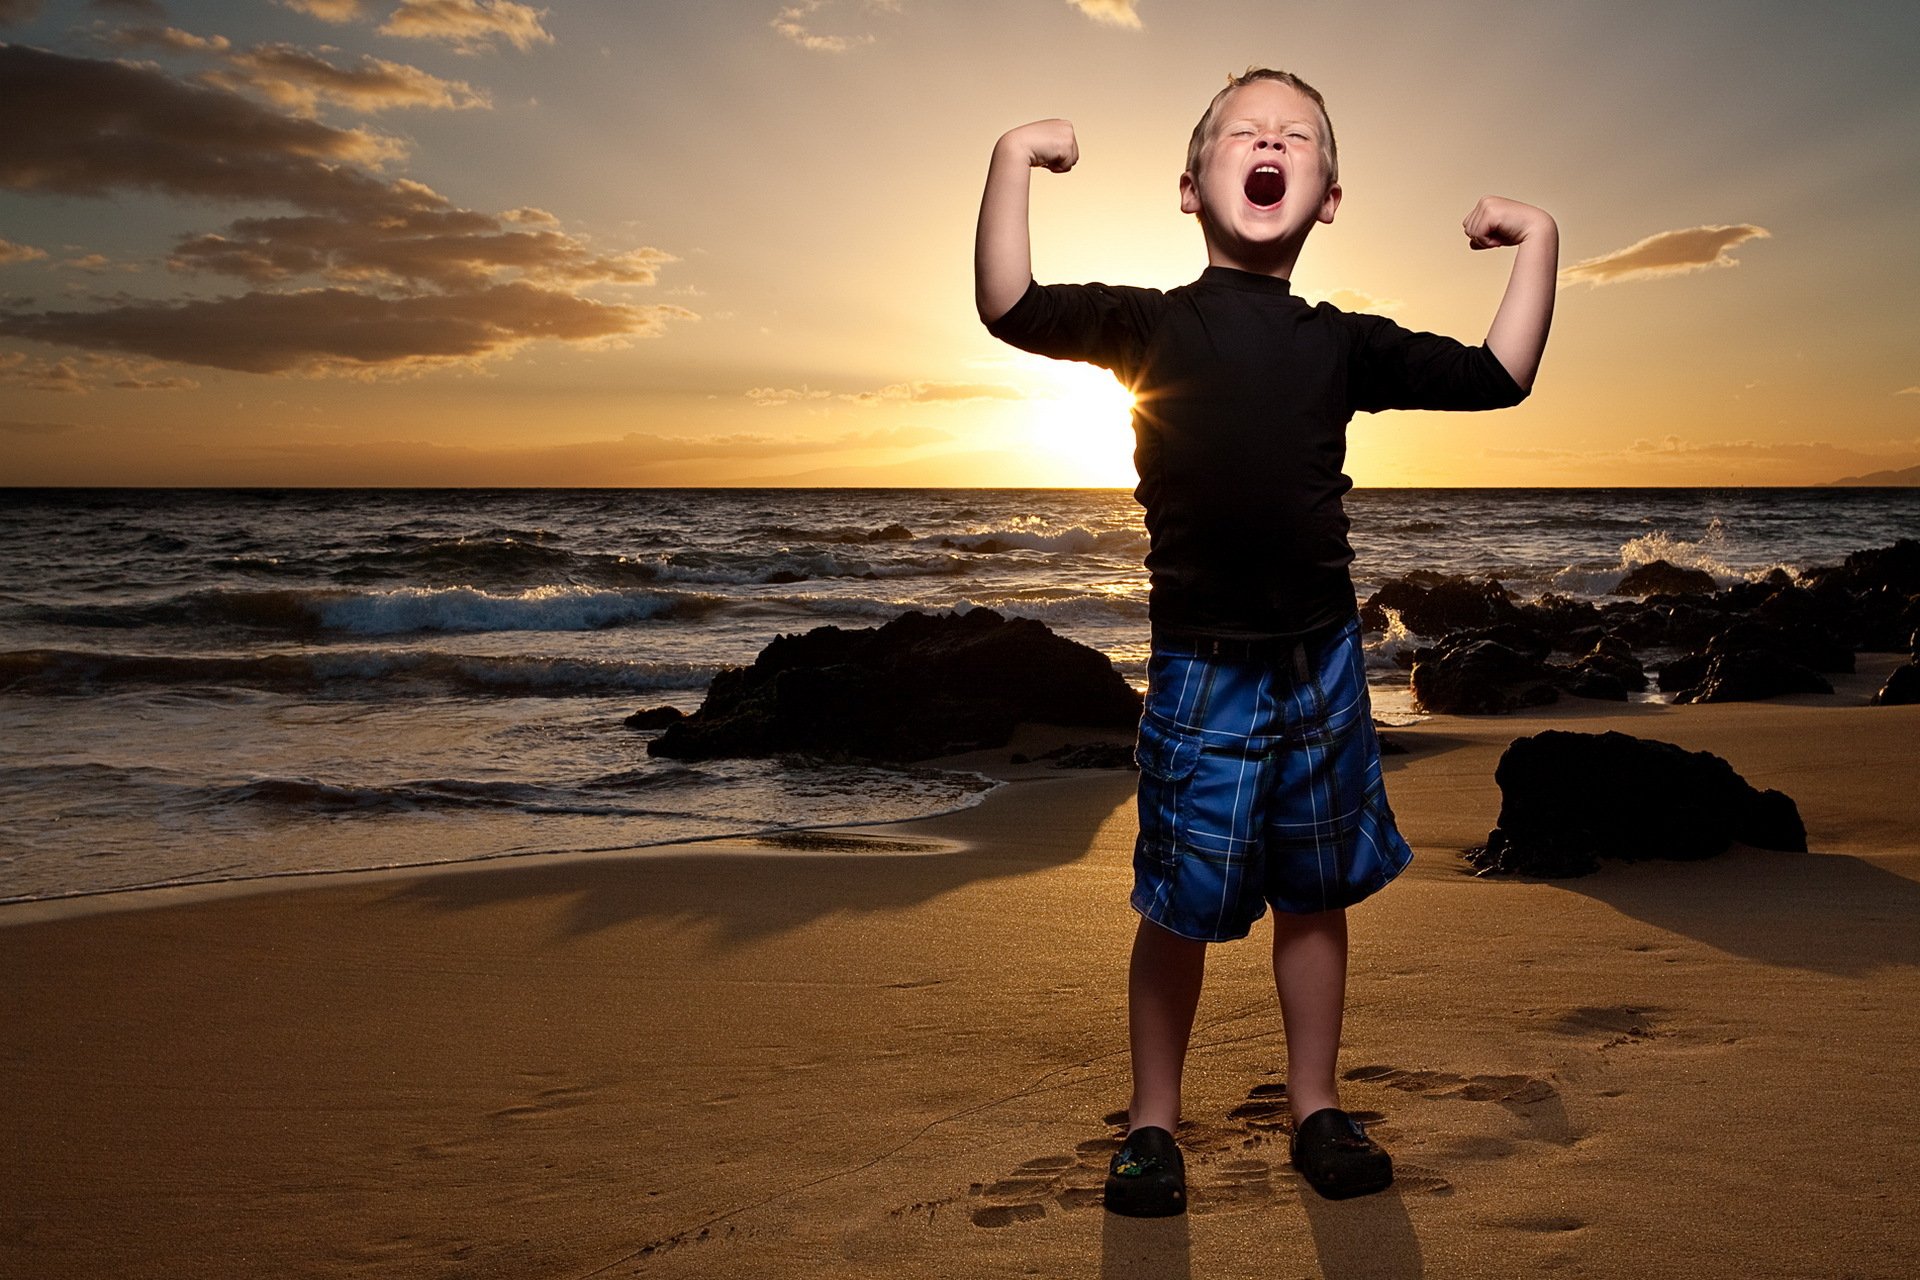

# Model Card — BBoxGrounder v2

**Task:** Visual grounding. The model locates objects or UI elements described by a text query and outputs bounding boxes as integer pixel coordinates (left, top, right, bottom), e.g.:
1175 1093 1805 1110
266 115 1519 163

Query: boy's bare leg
1271 906 1349 1123
1126 916 1208 1134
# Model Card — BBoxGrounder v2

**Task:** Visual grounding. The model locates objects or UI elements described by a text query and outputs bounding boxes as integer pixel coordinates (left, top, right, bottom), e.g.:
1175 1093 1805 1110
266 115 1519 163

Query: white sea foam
314 585 693 634
1617 519 1736 582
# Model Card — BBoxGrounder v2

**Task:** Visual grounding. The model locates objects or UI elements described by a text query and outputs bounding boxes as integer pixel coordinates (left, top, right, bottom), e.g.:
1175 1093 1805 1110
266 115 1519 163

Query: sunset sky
2 0 1916 487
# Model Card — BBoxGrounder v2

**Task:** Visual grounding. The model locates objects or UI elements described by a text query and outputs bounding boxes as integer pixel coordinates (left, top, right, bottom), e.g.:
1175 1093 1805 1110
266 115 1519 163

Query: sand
3 658 1917 1279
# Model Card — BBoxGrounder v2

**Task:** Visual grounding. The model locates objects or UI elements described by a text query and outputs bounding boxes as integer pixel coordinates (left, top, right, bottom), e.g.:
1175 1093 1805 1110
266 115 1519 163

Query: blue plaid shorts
1131 614 1413 941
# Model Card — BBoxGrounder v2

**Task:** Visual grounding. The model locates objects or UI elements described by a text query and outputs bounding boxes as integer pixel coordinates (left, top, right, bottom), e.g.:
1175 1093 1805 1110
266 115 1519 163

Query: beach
4 656 1915 1279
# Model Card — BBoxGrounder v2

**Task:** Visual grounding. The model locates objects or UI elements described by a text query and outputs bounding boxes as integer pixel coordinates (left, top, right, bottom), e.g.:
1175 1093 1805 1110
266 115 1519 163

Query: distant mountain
1827 463 1920 486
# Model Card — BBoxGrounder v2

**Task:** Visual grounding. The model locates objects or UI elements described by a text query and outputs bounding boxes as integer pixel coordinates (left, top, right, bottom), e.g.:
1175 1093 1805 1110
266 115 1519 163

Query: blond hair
1185 68 1339 186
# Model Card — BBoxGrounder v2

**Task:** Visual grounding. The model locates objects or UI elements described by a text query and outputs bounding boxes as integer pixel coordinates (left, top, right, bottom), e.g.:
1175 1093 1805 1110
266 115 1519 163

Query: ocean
3 486 1915 905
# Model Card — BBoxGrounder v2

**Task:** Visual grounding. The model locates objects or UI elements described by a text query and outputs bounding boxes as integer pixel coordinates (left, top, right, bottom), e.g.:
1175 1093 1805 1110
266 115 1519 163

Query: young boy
974 68 1556 1214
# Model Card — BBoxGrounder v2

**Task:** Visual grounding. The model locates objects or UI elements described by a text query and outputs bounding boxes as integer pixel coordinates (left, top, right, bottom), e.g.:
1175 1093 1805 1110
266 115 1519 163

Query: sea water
2 486 1914 903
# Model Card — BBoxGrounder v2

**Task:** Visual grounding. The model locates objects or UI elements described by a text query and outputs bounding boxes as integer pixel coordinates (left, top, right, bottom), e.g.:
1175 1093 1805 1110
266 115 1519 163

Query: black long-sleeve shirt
987 266 1528 638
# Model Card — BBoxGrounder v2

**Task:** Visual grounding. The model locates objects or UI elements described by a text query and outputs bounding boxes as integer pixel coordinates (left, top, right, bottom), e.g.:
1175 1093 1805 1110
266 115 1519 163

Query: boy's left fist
1462 196 1555 250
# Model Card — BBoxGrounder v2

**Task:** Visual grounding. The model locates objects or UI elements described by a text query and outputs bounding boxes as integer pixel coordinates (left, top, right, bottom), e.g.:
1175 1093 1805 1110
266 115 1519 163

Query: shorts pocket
1134 711 1201 857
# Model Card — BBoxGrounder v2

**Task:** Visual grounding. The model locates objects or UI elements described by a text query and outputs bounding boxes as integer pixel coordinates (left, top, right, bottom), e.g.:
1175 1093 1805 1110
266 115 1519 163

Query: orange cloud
213 44 489 113
1559 224 1770 287
1 349 202 392
772 0 888 52
378 0 554 54
1067 0 1142 28
0 237 48 264
281 0 367 21
0 283 687 375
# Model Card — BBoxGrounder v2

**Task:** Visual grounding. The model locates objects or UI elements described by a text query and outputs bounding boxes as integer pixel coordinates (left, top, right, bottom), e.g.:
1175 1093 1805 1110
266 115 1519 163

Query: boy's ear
1179 170 1201 216
1318 183 1343 225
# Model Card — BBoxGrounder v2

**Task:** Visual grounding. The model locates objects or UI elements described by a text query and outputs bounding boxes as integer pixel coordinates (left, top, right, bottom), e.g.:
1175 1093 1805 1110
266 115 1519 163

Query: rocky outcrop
1463 730 1806 877
1360 573 1520 637
646 608 1142 763
1612 559 1718 597
1409 638 1560 714
1870 660 1920 706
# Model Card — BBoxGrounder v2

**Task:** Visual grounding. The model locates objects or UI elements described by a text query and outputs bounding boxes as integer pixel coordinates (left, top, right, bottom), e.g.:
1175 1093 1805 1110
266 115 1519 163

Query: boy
974 68 1555 1214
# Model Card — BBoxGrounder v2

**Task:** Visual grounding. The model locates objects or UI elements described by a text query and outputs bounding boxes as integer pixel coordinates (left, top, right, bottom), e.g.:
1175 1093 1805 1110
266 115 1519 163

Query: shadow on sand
1300 1183 1425 1278
375 770 1137 946
1542 843 1919 974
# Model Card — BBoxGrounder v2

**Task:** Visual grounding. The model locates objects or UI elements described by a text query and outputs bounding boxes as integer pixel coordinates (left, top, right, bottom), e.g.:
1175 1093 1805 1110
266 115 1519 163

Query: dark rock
867 523 915 542
1870 660 1920 706
1655 651 1712 694
1360 573 1519 637
1612 559 1718 597
1674 649 1833 704
1513 594 1604 647
1561 670 1628 701
1567 633 1647 693
1751 584 1824 626
1462 730 1806 877
623 705 685 730
1716 568 1796 611
1705 619 1853 674
647 608 1142 763
1801 539 1920 597
1410 639 1560 715
1028 741 1138 770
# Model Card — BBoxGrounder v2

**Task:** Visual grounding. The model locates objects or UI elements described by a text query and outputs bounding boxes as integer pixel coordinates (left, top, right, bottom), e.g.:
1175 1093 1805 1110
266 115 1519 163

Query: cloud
103 24 229 53
100 26 489 113
1 348 199 391
772 0 887 52
0 0 41 26
1896 386 1920 396
0 237 48 264
1559 224 1770 287
0 46 685 374
747 379 1024 406
378 0 554 54
1321 288 1401 314
168 212 673 290
281 0 365 20
218 44 489 112
89 0 168 14
0 283 689 375
0 46 413 215
1066 0 1142 28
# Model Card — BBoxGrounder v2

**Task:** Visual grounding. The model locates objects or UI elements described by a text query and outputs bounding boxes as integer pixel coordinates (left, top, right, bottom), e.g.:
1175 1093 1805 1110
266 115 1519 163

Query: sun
1025 361 1137 487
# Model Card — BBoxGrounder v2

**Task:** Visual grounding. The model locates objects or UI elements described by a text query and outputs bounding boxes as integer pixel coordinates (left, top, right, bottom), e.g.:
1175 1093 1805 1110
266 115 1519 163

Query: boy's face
1180 80 1341 276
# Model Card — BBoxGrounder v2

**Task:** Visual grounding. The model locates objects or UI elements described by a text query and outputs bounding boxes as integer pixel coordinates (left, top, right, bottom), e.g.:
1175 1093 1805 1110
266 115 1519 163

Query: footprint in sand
1537 1004 1666 1050
1341 1063 1575 1146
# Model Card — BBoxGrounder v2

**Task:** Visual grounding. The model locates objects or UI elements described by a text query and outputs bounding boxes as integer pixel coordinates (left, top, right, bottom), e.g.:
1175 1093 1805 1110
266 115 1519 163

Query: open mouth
1243 164 1285 209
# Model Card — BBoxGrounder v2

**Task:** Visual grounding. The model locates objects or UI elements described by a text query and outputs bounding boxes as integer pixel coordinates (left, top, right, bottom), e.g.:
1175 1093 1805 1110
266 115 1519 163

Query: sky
1 0 1916 487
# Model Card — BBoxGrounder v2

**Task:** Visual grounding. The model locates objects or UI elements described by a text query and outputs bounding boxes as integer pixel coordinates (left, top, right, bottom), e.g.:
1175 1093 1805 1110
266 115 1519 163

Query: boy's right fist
998 119 1079 173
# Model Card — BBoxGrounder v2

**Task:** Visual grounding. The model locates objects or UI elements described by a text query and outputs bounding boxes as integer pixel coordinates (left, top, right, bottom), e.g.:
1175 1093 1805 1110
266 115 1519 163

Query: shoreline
2 651 1905 929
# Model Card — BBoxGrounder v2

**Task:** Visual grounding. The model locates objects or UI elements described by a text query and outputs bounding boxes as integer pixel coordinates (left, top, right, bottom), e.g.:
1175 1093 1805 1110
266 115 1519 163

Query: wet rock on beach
1465 730 1807 877
646 608 1142 763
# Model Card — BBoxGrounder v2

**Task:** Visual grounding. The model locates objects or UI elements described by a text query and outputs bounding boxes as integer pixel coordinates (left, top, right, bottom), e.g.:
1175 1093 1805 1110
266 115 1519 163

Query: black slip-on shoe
1104 1125 1187 1217
1289 1107 1393 1200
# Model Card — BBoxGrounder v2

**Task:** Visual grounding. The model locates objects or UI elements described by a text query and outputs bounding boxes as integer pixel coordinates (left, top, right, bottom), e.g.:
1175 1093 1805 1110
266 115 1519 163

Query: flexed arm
975 119 1079 325
1463 196 1558 391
